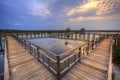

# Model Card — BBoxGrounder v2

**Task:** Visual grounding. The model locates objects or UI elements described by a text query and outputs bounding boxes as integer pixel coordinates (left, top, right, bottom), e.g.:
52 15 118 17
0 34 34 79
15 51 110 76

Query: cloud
67 0 120 16
27 0 51 17
14 22 23 26
70 13 120 22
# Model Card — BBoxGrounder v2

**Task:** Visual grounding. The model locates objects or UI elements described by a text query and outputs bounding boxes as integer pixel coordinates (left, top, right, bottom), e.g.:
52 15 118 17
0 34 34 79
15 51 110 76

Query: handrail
19 37 57 57
59 43 88 57
11 34 107 79
12 35 58 75
24 39 57 57
107 37 113 80
4 36 10 80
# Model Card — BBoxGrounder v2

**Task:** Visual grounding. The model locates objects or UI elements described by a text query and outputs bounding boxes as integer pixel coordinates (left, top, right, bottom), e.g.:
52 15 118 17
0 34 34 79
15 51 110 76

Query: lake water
28 38 87 54
0 37 4 74
0 54 4 73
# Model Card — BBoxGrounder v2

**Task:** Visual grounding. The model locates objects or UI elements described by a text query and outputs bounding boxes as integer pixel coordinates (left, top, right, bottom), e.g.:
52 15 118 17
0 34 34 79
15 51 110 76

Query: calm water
0 37 4 73
28 38 86 54
0 54 4 73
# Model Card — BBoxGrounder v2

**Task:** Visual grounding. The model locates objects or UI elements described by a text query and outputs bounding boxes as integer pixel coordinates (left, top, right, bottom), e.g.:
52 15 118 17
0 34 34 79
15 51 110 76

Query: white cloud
70 13 120 22
27 0 51 17
14 22 23 26
67 0 120 16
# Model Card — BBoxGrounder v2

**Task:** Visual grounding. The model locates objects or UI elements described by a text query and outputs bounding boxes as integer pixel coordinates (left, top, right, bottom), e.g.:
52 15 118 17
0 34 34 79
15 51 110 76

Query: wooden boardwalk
5 36 112 80
62 38 111 80
6 36 56 80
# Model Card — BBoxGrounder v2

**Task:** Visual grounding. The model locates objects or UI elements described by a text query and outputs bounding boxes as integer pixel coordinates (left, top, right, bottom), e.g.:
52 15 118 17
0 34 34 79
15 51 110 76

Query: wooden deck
6 36 56 80
6 36 112 80
62 38 111 80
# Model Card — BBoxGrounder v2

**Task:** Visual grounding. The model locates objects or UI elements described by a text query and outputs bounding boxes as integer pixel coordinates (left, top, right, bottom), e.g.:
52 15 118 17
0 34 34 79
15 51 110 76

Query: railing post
87 33 90 41
74 55 76 62
68 58 70 67
87 43 90 55
22 40 25 47
36 46 40 60
24 42 27 49
92 41 94 50
75 32 77 40
71 33 73 39
83 33 85 40
30 34 32 38
78 47 81 63
56 56 60 80
28 43 30 53
93 33 95 41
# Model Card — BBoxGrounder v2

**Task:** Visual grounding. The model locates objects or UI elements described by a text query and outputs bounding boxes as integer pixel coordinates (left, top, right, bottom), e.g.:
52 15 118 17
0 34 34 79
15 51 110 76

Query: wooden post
56 56 60 80
83 33 85 40
80 33 82 40
75 32 77 40
37 47 39 60
61 33 62 38
41 33 43 38
57 32 60 38
43 33 44 38
44 33 46 38
22 34 23 38
29 44 31 54
30 34 32 38
64 32 66 39
33 34 35 38
87 43 90 55
68 58 70 67
87 33 90 41
48 58 50 67
71 33 73 39
25 42 27 49
93 33 95 41
74 55 76 62
78 48 81 63
30 46 33 54
92 41 94 50
96 39 98 46
59 33 61 38
42 54 44 63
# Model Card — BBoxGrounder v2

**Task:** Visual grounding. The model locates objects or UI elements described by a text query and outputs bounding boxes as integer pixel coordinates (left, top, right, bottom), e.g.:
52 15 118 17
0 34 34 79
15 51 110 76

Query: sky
0 0 120 30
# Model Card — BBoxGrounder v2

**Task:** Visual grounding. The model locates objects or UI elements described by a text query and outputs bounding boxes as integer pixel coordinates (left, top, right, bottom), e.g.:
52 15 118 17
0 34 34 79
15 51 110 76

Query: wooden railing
4 36 10 80
16 32 101 42
14 36 58 73
12 34 105 79
107 37 113 80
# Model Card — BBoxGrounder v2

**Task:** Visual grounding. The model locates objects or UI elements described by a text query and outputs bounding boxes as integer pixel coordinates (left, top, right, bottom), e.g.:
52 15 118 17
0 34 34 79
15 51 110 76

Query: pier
0 30 120 80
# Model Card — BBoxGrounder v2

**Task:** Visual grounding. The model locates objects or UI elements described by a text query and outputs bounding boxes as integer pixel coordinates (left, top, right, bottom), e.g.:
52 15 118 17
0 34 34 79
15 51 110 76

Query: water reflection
0 54 4 73
0 37 4 74
28 38 86 54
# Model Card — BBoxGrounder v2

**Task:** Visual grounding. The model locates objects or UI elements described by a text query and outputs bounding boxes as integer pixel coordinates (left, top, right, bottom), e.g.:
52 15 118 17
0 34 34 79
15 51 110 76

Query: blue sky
0 0 120 30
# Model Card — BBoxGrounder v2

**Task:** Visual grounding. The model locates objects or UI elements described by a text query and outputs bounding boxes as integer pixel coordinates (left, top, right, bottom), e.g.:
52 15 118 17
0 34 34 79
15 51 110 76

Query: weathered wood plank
6 36 56 80
5 36 112 80
61 38 111 80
